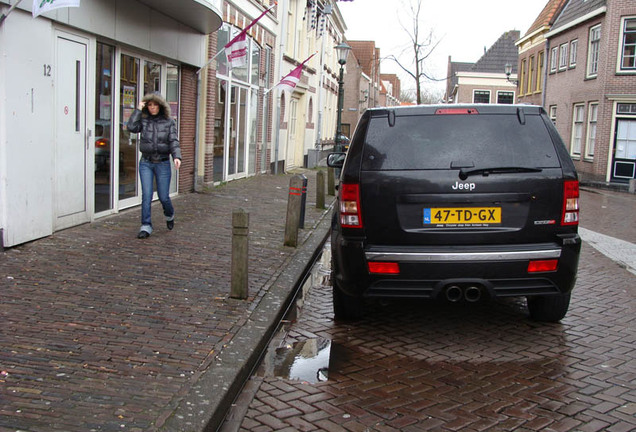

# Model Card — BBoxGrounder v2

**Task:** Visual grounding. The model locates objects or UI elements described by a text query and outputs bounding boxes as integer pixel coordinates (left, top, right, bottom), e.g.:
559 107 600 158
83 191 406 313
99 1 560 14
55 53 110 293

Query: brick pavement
0 170 333 432
224 188 636 432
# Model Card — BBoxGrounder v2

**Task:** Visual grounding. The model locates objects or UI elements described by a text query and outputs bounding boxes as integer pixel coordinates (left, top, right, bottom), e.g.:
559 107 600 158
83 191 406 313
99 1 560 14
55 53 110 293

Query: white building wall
0 0 219 247
1 11 56 246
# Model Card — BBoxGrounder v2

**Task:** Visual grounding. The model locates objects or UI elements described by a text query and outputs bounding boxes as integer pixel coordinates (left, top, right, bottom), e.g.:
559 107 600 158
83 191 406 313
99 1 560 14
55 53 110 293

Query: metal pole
335 64 345 152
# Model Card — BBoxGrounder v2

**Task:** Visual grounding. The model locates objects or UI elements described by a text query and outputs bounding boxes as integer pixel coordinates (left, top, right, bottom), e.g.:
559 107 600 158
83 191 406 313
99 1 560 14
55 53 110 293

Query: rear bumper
331 235 581 299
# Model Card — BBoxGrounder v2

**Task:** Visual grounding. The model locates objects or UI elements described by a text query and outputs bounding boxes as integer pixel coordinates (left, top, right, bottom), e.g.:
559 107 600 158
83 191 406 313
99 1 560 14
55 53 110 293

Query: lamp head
335 42 351 66
504 63 513 77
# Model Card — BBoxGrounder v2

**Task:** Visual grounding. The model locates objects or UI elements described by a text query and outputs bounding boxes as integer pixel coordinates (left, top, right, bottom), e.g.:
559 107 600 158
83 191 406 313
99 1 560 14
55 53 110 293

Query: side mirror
327 152 346 168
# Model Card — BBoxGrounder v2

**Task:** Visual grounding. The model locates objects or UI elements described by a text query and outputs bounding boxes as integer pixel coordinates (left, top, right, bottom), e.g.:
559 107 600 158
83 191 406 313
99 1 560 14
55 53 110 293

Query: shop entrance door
227 86 248 180
117 54 163 209
54 34 89 230
611 119 636 182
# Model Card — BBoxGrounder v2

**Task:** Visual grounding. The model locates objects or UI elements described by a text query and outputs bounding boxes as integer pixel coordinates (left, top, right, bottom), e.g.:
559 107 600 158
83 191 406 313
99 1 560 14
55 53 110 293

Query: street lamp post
335 42 351 152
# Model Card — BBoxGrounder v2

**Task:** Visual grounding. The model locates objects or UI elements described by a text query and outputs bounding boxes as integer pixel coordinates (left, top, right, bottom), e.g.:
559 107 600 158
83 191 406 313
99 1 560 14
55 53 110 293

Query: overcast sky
337 0 549 95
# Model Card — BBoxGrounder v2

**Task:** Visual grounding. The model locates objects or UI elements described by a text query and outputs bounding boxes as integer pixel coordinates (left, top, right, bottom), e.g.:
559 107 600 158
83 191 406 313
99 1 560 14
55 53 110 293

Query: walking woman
126 93 182 239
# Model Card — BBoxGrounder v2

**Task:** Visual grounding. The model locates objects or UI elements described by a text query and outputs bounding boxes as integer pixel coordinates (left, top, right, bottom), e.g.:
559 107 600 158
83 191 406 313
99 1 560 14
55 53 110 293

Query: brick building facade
544 0 636 184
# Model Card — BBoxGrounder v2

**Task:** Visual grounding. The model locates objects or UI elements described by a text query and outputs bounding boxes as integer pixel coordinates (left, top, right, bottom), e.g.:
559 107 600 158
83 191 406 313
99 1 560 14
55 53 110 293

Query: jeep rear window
361 114 561 170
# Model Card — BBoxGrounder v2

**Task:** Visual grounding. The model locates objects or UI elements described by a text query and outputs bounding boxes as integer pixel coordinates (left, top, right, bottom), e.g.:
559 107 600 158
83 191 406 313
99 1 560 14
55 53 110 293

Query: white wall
0 0 206 67
0 0 212 246
0 11 55 246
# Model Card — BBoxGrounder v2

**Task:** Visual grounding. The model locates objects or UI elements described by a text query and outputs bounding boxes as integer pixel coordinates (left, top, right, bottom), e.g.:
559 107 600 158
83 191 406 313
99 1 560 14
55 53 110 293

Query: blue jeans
139 159 174 234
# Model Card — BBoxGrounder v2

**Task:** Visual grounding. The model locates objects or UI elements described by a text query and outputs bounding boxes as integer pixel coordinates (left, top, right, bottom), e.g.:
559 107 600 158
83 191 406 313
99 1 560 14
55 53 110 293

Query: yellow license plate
424 207 501 226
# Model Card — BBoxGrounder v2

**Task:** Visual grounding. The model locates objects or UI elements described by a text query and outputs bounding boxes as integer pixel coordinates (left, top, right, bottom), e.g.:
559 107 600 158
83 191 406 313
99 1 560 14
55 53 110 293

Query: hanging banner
225 31 249 68
266 53 316 95
224 3 276 68
33 0 80 18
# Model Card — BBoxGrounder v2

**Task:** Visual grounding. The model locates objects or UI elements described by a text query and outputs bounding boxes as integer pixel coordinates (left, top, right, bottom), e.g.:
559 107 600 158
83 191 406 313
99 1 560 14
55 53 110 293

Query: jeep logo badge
452 181 476 191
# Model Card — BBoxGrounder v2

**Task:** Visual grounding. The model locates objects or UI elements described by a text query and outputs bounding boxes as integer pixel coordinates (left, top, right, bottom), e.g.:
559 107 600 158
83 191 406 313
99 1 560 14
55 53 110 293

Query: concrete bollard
630 178 636 194
231 208 249 299
328 167 335 196
284 175 304 247
316 170 325 209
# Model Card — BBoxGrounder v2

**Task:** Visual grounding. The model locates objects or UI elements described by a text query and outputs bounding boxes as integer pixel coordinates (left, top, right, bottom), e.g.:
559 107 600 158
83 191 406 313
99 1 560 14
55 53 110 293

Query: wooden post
328 167 335 196
284 175 303 247
316 170 325 209
231 208 249 299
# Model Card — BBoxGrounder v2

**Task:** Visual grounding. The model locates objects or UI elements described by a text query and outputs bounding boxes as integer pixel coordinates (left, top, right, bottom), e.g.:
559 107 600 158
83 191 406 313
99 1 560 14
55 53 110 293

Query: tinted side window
361 114 561 170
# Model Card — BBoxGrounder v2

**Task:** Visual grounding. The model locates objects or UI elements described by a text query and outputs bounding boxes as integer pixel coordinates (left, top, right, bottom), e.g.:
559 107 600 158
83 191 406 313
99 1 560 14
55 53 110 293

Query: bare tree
419 87 444 104
385 0 442 104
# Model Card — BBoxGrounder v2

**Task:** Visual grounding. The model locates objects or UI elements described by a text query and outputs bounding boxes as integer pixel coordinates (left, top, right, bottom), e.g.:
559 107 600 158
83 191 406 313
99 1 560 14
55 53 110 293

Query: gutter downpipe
315 5 329 151
542 38 549 109
273 0 288 174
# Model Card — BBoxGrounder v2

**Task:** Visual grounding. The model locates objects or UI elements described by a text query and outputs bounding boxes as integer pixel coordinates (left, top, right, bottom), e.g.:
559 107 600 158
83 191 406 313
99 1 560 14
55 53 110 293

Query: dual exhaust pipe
445 285 483 303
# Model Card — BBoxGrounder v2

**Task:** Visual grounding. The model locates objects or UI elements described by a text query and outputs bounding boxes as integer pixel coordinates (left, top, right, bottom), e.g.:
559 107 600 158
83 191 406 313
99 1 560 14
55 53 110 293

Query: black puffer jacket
126 93 182 161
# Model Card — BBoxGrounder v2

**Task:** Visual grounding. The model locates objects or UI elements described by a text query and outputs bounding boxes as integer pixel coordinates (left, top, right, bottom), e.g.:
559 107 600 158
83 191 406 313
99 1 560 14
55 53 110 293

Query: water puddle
258 244 333 383
270 338 331 383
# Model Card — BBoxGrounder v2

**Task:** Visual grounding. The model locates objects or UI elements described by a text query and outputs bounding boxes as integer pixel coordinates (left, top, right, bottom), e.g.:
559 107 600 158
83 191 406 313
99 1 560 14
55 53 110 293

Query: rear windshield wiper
459 166 543 180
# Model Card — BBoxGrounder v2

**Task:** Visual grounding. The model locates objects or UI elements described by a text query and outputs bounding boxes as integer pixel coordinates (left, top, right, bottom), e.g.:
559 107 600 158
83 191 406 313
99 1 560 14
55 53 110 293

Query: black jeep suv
328 104 581 322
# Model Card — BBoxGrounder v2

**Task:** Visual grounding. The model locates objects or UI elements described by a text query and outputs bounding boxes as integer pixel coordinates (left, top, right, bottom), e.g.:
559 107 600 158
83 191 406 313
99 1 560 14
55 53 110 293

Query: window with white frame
473 90 490 103
571 104 585 156
550 46 558 72
587 24 601 77
559 43 568 70
621 18 636 71
497 91 514 104
570 40 578 67
549 105 557 125
585 102 598 159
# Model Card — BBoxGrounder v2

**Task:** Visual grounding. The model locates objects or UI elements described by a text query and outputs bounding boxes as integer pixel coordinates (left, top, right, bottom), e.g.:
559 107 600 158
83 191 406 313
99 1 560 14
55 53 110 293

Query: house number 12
43 64 51 76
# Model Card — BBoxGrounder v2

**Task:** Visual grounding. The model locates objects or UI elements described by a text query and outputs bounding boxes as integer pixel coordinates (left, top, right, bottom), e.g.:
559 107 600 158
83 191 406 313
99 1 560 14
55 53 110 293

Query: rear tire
527 293 571 322
332 279 364 321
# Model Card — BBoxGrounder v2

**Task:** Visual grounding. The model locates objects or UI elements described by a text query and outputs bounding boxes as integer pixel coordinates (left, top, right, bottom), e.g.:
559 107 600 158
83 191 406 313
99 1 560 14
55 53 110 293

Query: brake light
95 138 108 148
339 183 363 228
368 262 400 274
435 108 479 115
528 259 558 273
561 180 579 226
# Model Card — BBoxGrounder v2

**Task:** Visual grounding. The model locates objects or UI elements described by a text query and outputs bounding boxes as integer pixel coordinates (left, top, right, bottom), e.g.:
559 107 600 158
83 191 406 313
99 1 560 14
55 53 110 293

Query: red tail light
528 259 558 273
561 180 579 226
368 262 400 274
339 183 363 228
95 138 108 148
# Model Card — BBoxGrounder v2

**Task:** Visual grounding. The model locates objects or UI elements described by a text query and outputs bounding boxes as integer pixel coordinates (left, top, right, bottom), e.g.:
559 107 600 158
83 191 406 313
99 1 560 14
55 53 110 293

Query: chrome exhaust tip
464 286 482 303
445 285 463 303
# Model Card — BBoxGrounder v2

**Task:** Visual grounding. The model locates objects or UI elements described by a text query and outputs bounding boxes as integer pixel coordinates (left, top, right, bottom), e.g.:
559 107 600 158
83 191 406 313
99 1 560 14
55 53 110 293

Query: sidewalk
0 170 333 432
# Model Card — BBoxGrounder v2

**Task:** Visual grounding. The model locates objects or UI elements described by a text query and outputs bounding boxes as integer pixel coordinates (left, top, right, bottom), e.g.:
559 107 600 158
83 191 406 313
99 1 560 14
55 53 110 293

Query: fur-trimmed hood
141 92 171 118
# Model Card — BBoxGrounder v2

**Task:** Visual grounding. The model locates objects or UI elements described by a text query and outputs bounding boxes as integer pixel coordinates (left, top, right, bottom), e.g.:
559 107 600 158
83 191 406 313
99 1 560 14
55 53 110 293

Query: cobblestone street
223 188 636 432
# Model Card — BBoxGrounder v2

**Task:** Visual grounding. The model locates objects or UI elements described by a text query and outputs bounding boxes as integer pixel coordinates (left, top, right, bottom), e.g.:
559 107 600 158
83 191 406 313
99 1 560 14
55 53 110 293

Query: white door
286 98 298 169
55 35 89 229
